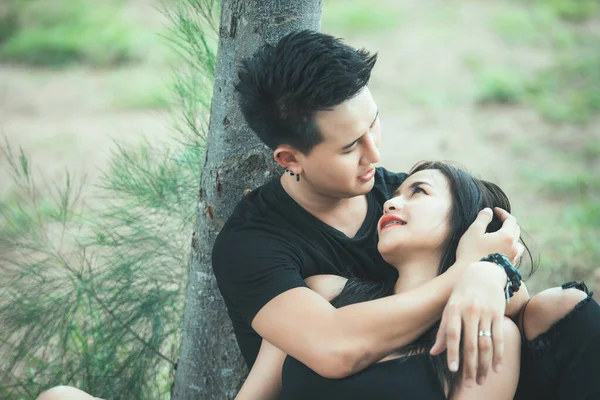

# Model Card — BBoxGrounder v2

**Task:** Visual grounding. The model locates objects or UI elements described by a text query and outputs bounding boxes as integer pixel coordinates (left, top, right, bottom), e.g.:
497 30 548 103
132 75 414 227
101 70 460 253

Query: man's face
297 87 381 199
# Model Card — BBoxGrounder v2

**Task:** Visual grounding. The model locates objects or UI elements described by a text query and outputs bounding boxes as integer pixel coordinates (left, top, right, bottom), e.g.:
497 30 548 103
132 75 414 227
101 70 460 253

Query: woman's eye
411 186 426 195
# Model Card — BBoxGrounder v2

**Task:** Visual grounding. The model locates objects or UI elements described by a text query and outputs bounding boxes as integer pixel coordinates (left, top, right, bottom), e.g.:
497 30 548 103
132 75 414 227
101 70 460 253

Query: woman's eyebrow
410 180 432 189
391 180 432 197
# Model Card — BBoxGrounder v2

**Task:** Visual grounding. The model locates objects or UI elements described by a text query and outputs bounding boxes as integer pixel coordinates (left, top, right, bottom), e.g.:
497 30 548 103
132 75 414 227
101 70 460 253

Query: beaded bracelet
480 253 522 303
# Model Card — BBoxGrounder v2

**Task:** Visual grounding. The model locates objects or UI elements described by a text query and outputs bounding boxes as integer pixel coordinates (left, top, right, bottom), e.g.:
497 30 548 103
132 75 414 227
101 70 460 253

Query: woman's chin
378 242 399 264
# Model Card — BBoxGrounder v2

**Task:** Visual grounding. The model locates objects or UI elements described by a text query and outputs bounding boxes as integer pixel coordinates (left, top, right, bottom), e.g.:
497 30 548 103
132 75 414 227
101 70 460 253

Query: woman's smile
379 214 407 230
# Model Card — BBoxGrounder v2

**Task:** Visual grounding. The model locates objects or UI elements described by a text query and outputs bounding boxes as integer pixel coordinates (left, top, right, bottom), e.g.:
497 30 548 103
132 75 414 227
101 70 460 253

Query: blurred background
1 0 599 398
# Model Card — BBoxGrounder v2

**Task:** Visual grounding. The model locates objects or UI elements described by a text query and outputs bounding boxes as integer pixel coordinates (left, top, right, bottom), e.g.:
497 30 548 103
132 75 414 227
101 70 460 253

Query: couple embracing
216 31 600 400
37 30 600 400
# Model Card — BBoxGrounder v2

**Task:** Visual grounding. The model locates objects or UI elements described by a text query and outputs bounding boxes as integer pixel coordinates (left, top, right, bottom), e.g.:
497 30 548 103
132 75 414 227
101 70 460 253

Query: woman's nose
383 199 402 214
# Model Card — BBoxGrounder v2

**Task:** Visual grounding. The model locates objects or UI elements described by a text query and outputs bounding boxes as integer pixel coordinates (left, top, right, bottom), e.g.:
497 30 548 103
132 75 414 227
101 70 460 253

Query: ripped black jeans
514 282 600 400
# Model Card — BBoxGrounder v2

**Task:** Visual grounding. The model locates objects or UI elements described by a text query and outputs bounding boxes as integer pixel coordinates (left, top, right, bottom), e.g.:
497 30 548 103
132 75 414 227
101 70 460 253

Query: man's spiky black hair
236 30 377 154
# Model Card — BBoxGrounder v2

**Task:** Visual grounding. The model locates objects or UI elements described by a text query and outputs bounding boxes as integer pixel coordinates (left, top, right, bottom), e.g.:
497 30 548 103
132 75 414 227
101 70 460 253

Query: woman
236 161 534 400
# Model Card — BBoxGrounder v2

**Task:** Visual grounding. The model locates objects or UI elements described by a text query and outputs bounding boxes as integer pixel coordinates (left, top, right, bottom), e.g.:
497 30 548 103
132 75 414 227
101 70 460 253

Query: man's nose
361 133 380 165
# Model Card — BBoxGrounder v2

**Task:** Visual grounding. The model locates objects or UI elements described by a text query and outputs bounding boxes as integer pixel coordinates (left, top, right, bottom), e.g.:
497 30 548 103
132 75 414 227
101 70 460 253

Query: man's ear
274 145 302 172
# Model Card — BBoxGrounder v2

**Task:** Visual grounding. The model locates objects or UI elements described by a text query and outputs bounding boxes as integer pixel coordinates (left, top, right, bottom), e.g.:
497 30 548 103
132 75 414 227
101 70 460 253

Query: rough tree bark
172 1 323 399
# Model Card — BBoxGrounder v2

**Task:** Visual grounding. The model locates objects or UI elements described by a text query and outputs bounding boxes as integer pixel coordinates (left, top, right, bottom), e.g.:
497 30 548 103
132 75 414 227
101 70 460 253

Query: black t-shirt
212 167 406 367
279 354 446 400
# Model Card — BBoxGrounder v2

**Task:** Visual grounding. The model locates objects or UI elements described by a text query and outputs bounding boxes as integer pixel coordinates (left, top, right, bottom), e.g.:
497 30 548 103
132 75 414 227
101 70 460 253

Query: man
213 30 600 399
213 30 521 387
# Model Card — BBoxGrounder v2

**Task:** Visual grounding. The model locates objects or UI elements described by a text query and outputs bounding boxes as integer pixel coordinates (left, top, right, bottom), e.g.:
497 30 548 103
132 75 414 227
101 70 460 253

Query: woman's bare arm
505 282 529 319
235 275 348 400
235 339 287 400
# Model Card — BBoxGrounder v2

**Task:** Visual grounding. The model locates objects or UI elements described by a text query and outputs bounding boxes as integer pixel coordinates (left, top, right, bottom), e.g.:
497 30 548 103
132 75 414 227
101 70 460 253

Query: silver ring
478 330 492 338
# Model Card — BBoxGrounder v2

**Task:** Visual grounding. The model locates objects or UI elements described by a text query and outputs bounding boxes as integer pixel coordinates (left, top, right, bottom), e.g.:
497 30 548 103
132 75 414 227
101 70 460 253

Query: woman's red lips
379 215 407 230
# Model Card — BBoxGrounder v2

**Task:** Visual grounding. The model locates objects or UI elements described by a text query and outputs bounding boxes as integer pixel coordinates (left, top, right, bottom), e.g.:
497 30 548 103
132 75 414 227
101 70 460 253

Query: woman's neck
392 254 441 294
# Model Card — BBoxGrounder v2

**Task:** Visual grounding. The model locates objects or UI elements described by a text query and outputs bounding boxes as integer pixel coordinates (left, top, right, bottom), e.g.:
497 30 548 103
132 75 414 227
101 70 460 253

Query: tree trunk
172 1 322 398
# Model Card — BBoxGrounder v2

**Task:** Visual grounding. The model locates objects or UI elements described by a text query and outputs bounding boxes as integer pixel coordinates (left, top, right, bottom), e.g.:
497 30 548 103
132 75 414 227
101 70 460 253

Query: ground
1 0 599 292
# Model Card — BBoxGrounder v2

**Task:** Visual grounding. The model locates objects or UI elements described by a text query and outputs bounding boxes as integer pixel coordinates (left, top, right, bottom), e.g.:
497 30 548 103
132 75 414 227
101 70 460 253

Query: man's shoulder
214 180 294 251
373 167 407 198
223 179 280 224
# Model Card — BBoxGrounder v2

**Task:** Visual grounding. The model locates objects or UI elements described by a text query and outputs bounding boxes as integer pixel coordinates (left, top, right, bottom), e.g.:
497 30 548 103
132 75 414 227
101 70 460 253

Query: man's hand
431 207 522 387
456 207 523 265
430 262 507 387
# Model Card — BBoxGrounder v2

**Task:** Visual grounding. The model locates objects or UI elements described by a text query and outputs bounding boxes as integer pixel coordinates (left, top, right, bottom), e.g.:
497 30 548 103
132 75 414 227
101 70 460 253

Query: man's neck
280 174 368 238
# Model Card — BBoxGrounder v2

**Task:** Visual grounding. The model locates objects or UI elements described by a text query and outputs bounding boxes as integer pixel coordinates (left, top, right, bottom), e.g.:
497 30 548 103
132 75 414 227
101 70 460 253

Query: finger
476 317 493 385
493 207 514 223
467 208 494 236
444 302 462 372
491 314 505 373
462 304 480 388
512 242 525 265
431 308 449 356
494 207 518 233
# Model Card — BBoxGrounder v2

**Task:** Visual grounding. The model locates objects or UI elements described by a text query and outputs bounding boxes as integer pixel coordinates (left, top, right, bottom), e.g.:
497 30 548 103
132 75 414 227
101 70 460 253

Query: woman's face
377 169 453 263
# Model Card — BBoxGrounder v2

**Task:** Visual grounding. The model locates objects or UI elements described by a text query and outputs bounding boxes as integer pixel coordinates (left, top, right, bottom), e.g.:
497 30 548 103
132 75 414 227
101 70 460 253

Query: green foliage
543 200 600 274
0 0 138 67
322 1 402 34
0 131 200 400
484 0 600 122
519 163 600 283
109 69 174 110
0 1 20 46
522 168 600 197
472 52 600 123
0 0 218 398
544 0 600 22
528 56 600 123
475 68 525 105
492 6 576 48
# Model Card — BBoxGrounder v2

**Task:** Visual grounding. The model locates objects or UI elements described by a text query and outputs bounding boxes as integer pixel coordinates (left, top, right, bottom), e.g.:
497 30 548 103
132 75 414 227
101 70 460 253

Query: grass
492 6 576 48
0 134 203 399
0 0 217 397
482 0 600 123
322 0 402 34
518 163 600 287
0 0 140 67
543 0 600 22
109 69 173 110
471 54 600 123
540 200 600 275
475 68 525 105
528 56 600 123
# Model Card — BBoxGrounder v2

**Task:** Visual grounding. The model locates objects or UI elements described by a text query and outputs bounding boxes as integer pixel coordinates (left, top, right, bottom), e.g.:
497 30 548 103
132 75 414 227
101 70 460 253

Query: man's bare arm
253 261 473 379
252 208 516 379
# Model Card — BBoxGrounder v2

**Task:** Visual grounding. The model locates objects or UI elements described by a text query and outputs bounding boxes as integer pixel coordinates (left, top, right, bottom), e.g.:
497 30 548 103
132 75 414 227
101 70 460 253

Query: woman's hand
430 262 508 388
456 208 523 265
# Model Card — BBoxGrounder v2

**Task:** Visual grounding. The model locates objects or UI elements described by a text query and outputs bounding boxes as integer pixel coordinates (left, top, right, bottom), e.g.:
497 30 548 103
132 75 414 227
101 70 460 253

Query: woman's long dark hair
330 161 537 398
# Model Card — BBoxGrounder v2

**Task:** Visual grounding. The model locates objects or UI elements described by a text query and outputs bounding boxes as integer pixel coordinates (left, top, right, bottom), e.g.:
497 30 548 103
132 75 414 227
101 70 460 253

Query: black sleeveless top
279 353 447 399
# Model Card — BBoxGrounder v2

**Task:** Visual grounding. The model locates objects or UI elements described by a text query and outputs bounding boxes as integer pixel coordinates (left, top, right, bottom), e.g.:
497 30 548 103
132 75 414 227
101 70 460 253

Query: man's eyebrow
341 109 380 150
370 109 380 129
342 136 362 150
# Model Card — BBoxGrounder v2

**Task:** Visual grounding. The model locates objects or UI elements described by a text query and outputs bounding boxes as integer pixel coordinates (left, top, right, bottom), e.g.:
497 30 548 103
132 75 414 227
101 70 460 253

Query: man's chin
356 178 376 194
